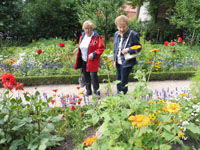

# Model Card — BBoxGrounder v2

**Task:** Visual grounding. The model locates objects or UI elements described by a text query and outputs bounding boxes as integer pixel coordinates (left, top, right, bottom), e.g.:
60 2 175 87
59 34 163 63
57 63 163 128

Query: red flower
70 105 76 111
50 99 56 104
52 89 58 92
61 99 66 104
1 72 16 90
15 82 24 91
171 42 176 46
59 43 65 47
62 115 66 119
77 86 80 90
164 41 169 46
178 37 183 43
172 49 176 53
36 49 43 54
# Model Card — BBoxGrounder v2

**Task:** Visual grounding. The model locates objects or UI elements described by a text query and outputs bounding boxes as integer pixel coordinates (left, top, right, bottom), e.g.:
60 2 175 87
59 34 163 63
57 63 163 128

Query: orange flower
84 136 97 147
164 102 180 114
179 93 187 97
128 114 150 128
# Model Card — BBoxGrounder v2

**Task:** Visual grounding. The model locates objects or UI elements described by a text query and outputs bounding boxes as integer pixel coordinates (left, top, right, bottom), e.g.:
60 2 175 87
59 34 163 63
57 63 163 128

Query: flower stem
129 128 140 150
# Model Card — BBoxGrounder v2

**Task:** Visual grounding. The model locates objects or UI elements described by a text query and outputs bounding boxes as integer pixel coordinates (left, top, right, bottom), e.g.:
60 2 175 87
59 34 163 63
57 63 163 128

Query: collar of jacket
117 28 131 38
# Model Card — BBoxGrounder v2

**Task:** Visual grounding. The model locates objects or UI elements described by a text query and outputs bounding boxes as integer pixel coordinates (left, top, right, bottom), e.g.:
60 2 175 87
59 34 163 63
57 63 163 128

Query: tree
78 0 126 48
0 0 24 40
169 0 200 49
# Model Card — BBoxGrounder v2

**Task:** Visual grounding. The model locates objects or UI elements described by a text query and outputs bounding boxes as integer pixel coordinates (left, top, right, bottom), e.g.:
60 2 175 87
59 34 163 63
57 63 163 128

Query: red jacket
74 31 104 72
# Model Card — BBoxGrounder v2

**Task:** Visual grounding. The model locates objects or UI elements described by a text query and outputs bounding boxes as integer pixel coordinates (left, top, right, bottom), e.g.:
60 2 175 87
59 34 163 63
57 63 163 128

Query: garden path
0 80 191 106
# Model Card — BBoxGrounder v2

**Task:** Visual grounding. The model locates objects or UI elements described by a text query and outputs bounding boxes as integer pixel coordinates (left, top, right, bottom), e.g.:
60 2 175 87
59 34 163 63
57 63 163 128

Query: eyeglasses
84 28 93 31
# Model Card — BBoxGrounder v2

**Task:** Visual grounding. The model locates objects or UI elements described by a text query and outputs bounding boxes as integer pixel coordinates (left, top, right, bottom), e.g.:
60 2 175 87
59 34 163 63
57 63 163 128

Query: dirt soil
53 126 97 150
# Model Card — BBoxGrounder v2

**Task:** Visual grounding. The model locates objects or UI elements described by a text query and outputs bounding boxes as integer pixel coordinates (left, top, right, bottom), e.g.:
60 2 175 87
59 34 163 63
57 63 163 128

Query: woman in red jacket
74 20 104 96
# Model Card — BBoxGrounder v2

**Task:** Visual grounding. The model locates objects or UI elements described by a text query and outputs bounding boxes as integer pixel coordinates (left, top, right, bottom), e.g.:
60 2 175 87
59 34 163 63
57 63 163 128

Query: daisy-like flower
130 45 141 50
150 48 160 53
128 114 150 128
84 136 97 147
178 131 184 138
179 93 187 97
165 102 180 114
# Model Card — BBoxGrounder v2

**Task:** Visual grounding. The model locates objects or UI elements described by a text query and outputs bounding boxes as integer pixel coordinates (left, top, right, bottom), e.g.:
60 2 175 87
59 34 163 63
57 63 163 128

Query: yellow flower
182 41 186 44
128 114 150 128
78 89 85 96
84 136 97 146
165 102 180 114
149 113 156 120
178 131 184 137
179 93 187 97
130 45 141 50
150 48 160 53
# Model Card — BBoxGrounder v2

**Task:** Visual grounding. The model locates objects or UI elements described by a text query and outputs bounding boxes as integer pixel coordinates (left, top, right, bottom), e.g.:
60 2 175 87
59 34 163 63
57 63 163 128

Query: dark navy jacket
113 29 141 68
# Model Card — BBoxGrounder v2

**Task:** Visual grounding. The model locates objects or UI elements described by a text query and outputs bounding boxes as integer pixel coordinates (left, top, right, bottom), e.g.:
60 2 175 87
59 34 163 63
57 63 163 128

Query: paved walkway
0 80 192 106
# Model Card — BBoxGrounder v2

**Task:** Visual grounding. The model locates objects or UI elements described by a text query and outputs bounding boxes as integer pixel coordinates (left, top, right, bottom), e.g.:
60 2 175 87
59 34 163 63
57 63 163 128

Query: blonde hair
82 20 95 30
115 15 129 26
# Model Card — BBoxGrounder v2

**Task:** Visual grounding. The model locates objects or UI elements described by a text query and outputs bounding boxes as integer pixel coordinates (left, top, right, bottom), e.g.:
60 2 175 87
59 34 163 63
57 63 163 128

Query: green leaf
0 138 6 144
12 123 25 131
159 144 172 150
186 123 200 134
39 144 46 150
51 114 62 122
10 139 24 150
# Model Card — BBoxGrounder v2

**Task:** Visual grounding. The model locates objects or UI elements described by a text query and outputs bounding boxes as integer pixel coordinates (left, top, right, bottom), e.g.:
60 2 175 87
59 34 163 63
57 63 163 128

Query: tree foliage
78 0 126 48
169 0 200 48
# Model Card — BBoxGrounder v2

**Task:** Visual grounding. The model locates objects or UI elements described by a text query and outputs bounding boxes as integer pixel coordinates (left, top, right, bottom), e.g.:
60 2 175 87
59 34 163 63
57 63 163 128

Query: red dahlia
1 73 16 90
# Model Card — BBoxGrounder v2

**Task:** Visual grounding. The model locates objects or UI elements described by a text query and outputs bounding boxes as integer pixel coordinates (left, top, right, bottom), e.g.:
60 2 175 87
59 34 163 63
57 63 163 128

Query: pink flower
164 41 169 46
171 42 176 46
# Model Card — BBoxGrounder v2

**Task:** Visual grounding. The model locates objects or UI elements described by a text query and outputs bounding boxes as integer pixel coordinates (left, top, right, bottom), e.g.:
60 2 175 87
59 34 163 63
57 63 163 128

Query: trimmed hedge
11 71 196 86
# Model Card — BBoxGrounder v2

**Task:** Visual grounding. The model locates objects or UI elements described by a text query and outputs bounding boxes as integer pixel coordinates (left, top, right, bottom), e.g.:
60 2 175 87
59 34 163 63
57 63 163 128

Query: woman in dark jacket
75 20 104 96
113 15 142 94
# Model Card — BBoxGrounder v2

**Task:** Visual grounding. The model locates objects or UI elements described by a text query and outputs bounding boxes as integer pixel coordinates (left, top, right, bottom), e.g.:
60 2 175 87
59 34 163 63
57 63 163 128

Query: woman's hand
88 53 94 60
121 48 129 54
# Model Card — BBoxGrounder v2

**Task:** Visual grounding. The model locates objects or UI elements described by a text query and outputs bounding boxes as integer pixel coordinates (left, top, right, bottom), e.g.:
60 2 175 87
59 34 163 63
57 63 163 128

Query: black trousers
116 63 133 94
82 61 100 95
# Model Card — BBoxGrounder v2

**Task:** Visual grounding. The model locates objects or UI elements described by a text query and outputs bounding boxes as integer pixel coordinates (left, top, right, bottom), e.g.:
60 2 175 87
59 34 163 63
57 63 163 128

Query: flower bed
0 71 200 150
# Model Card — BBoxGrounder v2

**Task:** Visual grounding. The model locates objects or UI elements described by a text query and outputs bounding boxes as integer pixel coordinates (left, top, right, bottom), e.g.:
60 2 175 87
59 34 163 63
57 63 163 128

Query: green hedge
11 71 196 86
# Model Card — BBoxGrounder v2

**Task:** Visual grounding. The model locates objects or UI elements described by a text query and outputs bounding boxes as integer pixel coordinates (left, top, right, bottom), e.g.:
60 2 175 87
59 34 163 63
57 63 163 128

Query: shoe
86 91 92 96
